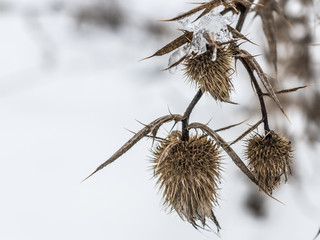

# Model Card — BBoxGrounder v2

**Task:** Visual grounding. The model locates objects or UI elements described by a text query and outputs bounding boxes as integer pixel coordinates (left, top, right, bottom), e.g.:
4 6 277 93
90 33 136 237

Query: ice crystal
168 11 234 71
181 11 233 55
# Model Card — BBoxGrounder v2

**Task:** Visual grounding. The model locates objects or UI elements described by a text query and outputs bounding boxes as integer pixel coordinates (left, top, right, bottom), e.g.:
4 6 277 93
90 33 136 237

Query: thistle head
246 131 293 194
184 46 234 102
152 131 221 229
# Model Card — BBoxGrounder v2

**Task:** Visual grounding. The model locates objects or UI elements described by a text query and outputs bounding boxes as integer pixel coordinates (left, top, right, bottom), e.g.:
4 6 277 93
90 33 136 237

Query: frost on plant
84 0 310 234
180 11 233 55
168 11 234 74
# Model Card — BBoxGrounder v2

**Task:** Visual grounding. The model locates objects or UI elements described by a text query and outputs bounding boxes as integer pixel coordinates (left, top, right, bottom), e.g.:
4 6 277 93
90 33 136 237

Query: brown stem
235 0 254 31
181 89 203 141
240 58 270 133
180 4 254 141
235 4 248 31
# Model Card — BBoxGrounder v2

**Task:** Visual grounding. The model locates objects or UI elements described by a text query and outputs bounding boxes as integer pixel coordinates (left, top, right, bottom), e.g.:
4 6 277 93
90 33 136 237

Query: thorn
157 19 172 22
81 169 99 183
283 111 291 125
167 105 174 117
124 128 137 135
135 119 148 127
186 1 205 4
169 121 178 133
251 54 263 58
205 117 214 126
139 55 154 61
224 100 239 105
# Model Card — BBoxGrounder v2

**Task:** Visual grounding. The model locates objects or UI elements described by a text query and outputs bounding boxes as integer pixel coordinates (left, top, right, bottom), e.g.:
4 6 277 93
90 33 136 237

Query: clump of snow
168 11 234 69
181 11 233 54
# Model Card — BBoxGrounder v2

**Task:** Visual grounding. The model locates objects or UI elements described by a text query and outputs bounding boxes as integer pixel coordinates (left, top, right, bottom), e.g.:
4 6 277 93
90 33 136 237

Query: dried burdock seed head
184 46 234 102
152 131 221 230
246 131 293 194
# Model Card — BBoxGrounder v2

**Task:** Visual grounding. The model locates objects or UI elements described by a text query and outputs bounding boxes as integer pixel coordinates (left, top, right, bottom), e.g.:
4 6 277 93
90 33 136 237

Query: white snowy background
0 0 320 239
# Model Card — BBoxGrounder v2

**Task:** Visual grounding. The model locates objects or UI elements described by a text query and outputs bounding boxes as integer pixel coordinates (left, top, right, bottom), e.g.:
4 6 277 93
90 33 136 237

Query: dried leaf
162 55 187 71
162 0 238 22
239 49 289 121
141 31 193 60
227 25 257 45
214 119 247 132
254 0 288 74
162 1 221 22
82 114 183 182
262 84 311 96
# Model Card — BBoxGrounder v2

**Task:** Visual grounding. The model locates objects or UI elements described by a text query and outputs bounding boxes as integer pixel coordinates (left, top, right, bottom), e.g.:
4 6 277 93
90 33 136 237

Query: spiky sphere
184 47 233 102
152 131 221 229
246 132 293 194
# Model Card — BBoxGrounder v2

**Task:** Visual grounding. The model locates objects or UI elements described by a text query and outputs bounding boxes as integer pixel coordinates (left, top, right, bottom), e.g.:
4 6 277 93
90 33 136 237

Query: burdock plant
83 0 309 234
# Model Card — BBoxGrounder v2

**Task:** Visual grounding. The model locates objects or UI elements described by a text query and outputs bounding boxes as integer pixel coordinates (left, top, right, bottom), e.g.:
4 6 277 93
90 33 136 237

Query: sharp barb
228 119 264 146
214 119 247 133
205 117 214 126
81 170 99 183
124 128 137 135
263 84 312 96
162 55 187 71
135 119 148 127
139 55 154 61
141 31 193 60
227 25 258 46
160 2 209 22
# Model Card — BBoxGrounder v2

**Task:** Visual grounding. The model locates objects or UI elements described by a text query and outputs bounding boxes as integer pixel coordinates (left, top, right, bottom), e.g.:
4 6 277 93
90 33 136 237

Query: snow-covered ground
0 1 319 239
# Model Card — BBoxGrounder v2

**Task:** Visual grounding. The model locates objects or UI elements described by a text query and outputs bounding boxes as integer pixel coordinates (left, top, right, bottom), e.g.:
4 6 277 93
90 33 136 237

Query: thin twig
181 89 204 141
235 0 254 31
262 84 311 96
214 119 247 133
228 119 264 146
240 57 270 132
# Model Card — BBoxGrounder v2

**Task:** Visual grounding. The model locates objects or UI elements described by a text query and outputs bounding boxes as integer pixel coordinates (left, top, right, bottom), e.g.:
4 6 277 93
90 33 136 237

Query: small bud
184 46 234 102
152 131 221 229
246 132 293 193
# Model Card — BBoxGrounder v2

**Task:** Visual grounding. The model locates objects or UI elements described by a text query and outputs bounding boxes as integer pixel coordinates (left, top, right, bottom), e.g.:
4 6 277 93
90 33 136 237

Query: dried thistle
184 46 234 101
83 0 310 235
246 131 293 193
152 131 221 230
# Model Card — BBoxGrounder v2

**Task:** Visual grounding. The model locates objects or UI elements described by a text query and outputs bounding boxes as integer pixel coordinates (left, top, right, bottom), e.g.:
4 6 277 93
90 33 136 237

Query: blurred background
0 0 319 239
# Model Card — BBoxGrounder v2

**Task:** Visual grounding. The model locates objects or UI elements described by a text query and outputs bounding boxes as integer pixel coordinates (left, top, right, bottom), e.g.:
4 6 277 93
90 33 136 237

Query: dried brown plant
246 131 293 194
184 46 234 101
83 0 312 234
152 131 221 229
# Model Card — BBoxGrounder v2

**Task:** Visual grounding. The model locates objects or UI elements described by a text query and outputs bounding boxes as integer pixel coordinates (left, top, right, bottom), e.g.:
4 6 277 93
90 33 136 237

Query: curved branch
181 89 204 141
240 58 270 132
